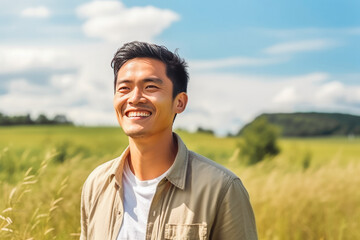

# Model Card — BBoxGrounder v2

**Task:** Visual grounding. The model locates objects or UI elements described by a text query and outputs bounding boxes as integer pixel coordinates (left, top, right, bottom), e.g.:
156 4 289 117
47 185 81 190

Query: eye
145 85 159 90
117 86 130 93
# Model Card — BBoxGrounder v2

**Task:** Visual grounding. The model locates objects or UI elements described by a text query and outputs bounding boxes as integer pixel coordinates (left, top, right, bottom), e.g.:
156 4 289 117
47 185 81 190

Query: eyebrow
117 78 163 85
117 80 132 85
143 78 163 84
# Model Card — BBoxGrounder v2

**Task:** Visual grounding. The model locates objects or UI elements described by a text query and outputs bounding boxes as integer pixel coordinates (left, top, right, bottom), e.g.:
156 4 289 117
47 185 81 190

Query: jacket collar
109 146 129 188
108 133 188 190
165 133 188 190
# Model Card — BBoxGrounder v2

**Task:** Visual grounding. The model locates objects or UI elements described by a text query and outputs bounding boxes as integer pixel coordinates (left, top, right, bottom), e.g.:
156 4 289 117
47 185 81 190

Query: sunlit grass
0 126 359 239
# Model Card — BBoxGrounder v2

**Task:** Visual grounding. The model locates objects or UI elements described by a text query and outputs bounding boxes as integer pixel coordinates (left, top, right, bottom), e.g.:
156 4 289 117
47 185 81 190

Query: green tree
35 114 51 124
239 117 280 165
53 114 72 125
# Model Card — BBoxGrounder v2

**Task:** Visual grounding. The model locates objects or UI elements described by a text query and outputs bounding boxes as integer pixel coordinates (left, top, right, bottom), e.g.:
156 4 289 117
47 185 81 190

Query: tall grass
236 156 360 239
231 138 360 240
0 126 359 239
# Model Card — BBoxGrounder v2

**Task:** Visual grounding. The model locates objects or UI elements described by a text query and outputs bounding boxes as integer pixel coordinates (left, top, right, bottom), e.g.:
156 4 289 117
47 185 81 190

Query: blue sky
0 0 359 135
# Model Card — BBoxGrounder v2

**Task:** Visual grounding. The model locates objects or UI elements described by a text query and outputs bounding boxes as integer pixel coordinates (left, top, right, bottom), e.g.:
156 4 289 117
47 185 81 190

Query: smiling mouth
126 111 152 118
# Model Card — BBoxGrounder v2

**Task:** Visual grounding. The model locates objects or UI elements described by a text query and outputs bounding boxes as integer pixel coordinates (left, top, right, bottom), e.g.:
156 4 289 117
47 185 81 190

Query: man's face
114 58 187 139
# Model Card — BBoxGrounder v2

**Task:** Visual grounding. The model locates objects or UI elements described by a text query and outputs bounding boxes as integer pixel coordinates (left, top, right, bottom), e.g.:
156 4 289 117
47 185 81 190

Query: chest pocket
164 223 207 240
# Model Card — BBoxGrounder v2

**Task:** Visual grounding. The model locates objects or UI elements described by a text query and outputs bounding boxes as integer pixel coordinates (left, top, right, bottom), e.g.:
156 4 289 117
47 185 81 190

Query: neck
127 131 177 181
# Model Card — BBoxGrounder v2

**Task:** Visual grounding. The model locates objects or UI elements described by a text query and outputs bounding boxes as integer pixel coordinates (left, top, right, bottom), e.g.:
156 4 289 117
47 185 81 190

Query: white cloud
313 81 360 105
273 87 298 104
0 42 117 125
50 74 76 89
77 1 125 18
6 78 49 94
189 56 286 70
261 27 360 38
346 84 360 102
272 72 329 106
21 6 51 18
0 46 76 73
264 39 337 55
76 0 179 42
315 81 345 103
172 71 360 135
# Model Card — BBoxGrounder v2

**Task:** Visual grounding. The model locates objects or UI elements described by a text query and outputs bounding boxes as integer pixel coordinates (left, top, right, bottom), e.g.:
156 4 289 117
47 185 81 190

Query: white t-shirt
117 159 169 240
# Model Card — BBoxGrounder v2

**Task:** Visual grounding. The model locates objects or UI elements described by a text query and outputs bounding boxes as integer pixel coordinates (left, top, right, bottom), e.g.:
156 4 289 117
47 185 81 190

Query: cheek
113 96 126 113
154 98 176 117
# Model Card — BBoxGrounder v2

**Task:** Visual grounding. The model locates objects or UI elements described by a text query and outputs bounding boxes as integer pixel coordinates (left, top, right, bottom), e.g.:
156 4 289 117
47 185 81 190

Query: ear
173 92 188 114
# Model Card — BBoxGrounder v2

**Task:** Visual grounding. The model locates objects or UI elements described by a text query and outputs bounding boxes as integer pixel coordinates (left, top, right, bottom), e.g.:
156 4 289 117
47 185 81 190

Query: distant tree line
0 112 73 126
238 112 360 137
196 127 214 135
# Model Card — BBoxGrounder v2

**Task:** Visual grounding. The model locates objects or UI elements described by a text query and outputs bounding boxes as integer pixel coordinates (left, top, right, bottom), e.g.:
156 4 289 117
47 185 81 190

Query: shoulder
188 150 239 181
186 150 251 208
82 157 119 197
187 151 246 193
86 158 116 183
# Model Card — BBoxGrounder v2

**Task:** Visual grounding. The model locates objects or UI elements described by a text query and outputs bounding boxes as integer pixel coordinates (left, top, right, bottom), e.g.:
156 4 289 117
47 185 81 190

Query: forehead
117 58 167 80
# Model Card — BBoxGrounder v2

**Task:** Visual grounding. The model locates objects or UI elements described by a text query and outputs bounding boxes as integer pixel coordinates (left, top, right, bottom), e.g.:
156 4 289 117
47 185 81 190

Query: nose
128 87 146 105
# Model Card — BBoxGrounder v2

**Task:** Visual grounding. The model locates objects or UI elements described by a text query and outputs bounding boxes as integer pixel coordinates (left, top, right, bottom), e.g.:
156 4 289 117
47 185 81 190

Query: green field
1 126 359 239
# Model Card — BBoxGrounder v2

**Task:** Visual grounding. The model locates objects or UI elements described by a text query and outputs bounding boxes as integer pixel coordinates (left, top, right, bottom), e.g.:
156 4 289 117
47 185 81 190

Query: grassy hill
239 112 360 137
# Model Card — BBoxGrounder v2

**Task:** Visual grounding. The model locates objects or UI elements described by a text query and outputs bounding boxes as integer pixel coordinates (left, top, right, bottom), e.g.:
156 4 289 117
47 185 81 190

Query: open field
1 126 359 239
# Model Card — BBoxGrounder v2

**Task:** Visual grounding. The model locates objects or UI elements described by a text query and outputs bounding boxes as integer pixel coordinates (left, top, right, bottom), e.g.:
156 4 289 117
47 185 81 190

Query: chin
123 128 149 138
126 133 148 138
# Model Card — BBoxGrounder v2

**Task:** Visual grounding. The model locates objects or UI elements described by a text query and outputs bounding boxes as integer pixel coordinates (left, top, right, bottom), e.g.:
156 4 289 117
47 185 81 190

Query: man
80 41 258 240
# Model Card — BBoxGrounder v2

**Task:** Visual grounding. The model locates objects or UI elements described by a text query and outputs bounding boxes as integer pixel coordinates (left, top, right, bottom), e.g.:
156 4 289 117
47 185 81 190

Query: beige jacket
80 134 257 240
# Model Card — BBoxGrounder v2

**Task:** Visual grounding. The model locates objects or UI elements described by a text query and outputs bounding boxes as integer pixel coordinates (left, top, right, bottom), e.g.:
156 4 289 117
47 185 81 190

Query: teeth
128 111 151 117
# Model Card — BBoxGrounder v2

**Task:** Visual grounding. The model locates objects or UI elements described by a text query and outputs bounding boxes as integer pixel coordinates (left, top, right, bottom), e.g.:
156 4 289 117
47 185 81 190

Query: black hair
111 41 189 98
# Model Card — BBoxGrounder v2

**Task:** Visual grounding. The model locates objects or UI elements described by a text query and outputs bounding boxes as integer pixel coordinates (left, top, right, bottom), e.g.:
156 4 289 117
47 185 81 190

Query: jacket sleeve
80 180 88 240
210 178 258 240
